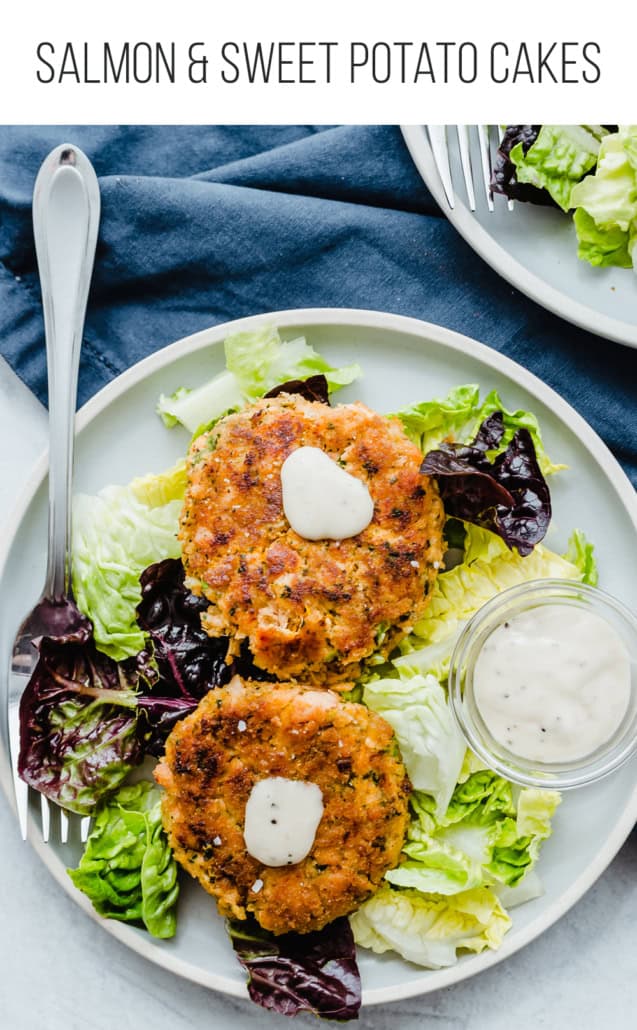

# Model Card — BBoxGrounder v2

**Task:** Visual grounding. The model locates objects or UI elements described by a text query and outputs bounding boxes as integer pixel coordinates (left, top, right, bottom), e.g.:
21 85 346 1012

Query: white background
0 0 632 123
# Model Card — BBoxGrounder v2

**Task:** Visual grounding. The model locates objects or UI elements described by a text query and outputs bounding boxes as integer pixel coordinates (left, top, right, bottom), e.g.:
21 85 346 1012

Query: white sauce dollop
474 605 631 763
243 777 324 867
281 446 374 540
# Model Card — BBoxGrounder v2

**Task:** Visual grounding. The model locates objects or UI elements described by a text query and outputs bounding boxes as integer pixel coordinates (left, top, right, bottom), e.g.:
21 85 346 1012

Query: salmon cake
154 676 411 935
179 393 445 684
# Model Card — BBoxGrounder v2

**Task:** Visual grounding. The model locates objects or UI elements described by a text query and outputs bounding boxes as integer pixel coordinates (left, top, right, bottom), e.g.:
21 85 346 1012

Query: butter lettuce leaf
350 884 510 968
68 780 179 938
72 466 184 661
157 326 360 432
363 674 466 818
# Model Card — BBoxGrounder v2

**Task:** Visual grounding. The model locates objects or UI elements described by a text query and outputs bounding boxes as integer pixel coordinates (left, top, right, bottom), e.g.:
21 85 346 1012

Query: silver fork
427 125 514 213
8 143 100 842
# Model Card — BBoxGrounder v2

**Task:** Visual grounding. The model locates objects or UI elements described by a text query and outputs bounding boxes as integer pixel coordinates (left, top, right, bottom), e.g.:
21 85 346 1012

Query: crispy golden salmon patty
179 394 444 684
154 676 411 935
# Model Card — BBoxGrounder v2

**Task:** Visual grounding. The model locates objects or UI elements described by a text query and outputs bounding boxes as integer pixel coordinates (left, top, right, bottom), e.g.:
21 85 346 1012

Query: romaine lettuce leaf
72 467 184 661
410 523 582 648
157 326 361 433
395 384 564 477
493 868 544 909
509 125 606 211
571 128 637 231
362 674 466 817
571 127 637 270
68 780 179 938
395 384 481 456
392 523 586 685
562 529 598 586
350 884 510 968
385 772 560 896
573 209 632 269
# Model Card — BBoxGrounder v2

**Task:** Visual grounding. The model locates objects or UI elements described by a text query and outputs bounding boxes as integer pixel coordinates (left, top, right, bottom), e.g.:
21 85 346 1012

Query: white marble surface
1 354 636 1030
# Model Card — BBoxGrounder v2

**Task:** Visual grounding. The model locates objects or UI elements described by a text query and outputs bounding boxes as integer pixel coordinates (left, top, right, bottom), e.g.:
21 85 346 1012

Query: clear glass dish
449 579 637 789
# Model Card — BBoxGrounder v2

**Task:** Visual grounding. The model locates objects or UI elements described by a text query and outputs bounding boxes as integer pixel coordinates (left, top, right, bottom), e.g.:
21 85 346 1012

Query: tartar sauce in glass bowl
449 580 637 789
473 605 631 763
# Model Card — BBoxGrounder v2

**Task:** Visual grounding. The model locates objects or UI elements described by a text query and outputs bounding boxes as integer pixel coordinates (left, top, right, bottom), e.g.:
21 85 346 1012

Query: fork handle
33 144 100 601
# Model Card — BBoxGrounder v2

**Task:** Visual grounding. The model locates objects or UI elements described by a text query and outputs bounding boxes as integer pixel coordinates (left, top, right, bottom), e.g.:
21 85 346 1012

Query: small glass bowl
449 579 637 790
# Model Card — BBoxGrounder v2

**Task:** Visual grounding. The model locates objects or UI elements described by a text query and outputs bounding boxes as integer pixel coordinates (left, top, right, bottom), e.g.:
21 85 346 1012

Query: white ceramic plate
401 126 637 350
1 308 636 1006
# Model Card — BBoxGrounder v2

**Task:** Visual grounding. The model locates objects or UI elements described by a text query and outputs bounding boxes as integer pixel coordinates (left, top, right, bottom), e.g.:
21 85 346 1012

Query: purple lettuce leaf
491 125 557 206
227 916 361 1021
421 412 551 556
135 558 275 754
18 600 143 814
265 373 330 404
134 558 233 754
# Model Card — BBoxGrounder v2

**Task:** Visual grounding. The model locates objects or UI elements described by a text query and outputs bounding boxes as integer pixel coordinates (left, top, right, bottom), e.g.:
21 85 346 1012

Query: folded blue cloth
0 125 635 485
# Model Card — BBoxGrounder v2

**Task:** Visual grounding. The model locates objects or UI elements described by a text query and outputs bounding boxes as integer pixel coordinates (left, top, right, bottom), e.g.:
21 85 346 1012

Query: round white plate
1 308 636 1006
401 125 637 350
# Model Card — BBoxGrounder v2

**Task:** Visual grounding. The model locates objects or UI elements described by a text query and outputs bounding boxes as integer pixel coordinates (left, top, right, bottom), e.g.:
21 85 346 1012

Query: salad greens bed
492 125 637 271
18 326 597 1020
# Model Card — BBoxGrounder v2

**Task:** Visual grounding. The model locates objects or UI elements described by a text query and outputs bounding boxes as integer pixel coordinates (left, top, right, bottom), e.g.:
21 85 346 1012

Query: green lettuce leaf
395 384 481 456
350 884 510 968
394 385 564 476
409 523 583 650
157 326 361 432
493 868 544 910
562 529 598 586
68 781 179 938
72 466 184 661
509 125 606 211
571 128 637 231
363 674 466 818
385 772 560 896
573 209 632 269
390 523 587 687
571 127 637 269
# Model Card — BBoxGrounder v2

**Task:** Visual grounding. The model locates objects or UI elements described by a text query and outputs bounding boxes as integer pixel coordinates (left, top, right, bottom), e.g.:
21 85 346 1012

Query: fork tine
496 126 514 210
427 125 454 209
8 705 28 840
455 125 476 211
477 125 495 212
60 807 69 844
80 815 91 843
41 794 51 842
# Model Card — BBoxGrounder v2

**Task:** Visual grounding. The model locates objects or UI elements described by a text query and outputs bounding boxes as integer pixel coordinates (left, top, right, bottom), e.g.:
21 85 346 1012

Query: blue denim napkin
0 125 635 485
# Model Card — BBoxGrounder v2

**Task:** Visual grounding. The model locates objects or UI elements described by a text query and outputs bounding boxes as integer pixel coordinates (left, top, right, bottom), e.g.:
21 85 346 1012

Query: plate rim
1 305 636 1006
400 125 637 351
